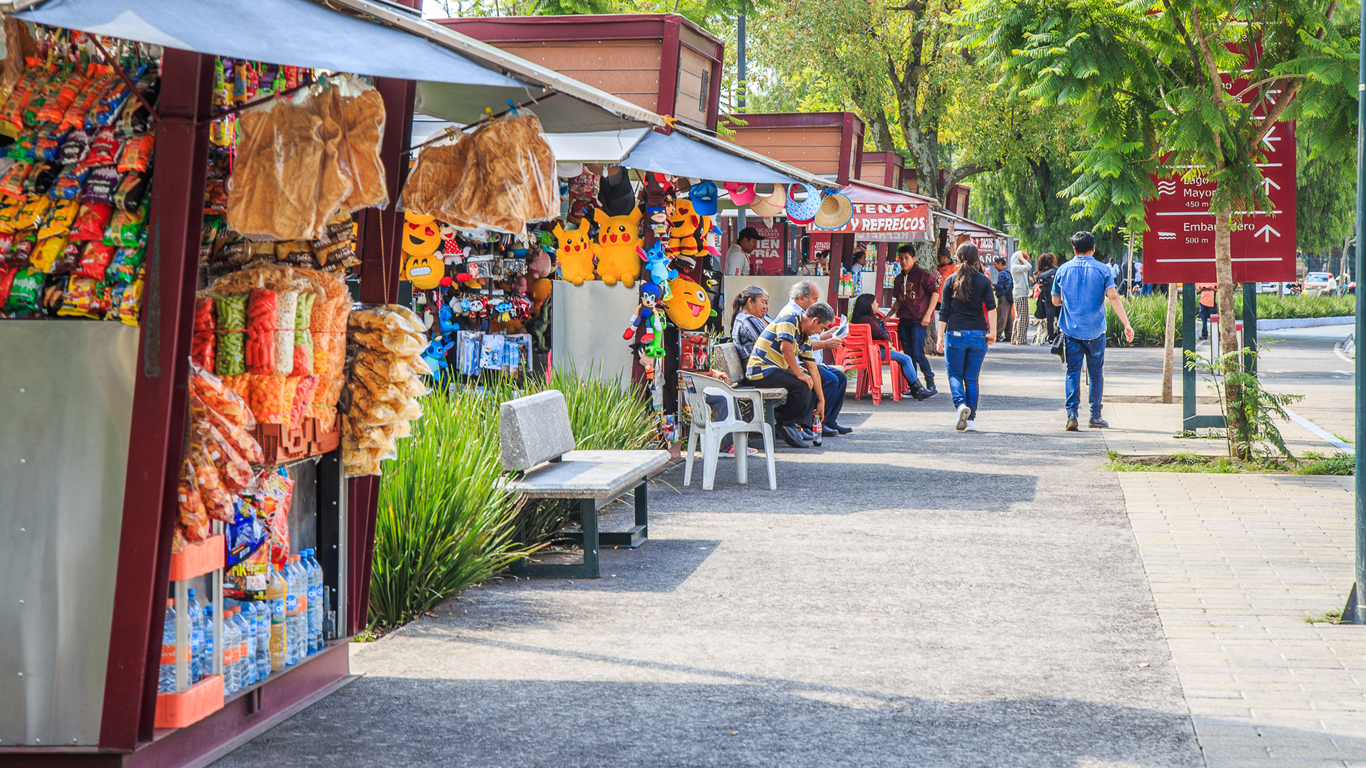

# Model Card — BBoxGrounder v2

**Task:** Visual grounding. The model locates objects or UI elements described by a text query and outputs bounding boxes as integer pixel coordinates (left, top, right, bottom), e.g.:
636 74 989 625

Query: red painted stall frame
0 24 415 768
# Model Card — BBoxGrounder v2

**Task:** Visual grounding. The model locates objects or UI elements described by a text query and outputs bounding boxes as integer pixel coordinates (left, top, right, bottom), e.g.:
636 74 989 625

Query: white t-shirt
724 244 751 276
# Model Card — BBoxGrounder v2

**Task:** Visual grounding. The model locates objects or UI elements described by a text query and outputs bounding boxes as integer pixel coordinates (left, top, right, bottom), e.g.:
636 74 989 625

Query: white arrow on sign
1261 125 1281 152
1261 177 1281 195
1254 224 1280 242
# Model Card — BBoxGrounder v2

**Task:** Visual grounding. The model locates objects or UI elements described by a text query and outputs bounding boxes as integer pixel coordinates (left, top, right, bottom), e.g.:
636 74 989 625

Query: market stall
0 1 675 765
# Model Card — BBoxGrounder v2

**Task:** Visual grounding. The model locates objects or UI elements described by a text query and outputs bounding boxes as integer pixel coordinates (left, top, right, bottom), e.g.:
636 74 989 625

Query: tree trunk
1212 205 1246 459
1161 283 1178 403
1343 235 1352 286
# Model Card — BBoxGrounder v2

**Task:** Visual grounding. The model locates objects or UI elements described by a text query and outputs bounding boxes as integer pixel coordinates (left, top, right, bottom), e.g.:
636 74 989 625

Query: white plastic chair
680 372 776 491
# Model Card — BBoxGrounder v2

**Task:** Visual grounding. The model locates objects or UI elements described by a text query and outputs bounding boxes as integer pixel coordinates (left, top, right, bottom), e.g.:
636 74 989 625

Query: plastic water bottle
305 549 324 654
253 602 270 681
232 607 255 687
158 600 177 693
222 608 240 694
187 589 205 683
202 603 214 680
286 555 307 665
267 567 288 672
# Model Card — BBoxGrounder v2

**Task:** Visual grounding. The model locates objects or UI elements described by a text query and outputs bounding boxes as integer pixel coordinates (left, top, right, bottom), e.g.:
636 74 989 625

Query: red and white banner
820 202 931 241
749 223 786 276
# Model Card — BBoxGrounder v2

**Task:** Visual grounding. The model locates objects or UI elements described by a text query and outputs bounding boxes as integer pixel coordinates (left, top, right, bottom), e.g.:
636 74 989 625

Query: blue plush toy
421 338 456 376
641 242 676 298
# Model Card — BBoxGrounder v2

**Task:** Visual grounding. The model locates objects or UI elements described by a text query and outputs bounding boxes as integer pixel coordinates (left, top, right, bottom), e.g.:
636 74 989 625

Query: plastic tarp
14 0 526 88
412 115 649 164
622 128 832 187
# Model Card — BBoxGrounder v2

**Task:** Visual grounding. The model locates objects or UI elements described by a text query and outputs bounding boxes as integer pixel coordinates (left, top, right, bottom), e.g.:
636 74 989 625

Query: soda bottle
186 589 206 683
267 566 288 672
304 549 324 654
222 608 240 694
158 600 177 693
231 607 254 687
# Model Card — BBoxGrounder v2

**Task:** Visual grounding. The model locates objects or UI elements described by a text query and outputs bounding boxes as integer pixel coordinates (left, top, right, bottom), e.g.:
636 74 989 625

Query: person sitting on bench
744 302 835 449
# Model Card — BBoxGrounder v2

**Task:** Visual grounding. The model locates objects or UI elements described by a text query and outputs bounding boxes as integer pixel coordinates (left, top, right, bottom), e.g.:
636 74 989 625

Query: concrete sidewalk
210 343 1359 768
214 344 1198 767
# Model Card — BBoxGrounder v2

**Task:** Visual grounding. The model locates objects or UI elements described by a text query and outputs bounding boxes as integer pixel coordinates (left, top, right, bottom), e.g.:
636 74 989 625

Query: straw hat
749 184 787 217
785 183 821 225
811 191 853 230
724 181 757 206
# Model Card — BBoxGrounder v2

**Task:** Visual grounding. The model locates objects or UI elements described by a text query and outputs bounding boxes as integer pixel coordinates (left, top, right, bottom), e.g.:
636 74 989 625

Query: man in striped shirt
746 302 836 448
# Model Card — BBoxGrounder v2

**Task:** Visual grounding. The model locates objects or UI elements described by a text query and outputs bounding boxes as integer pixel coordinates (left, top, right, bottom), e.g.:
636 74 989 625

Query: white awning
411 114 650 164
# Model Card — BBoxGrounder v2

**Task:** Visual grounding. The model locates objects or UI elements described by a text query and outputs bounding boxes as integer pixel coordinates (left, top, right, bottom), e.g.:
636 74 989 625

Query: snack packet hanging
224 501 270 600
30 235 64 273
107 244 144 284
3 266 40 312
118 270 144 326
77 242 115 281
176 459 211 543
191 296 216 369
245 289 277 375
213 293 248 376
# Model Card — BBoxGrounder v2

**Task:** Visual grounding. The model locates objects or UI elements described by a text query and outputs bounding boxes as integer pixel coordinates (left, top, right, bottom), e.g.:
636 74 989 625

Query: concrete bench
500 390 670 579
716 342 787 426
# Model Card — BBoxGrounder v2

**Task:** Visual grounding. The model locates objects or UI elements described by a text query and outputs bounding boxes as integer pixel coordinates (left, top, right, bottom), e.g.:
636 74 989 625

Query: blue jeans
943 330 987 419
819 364 846 427
1065 334 1105 420
881 348 917 388
896 321 935 387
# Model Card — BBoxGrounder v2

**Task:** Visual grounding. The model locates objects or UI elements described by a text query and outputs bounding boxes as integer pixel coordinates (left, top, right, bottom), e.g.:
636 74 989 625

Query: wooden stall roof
859 150 907 190
728 112 865 184
437 14 724 130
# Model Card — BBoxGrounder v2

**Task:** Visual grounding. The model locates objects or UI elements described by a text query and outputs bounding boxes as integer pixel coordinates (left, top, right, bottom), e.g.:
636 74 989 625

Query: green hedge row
1104 293 1354 347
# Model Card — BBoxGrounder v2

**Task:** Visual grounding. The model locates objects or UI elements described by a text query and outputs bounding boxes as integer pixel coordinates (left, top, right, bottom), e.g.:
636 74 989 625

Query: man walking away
1052 231 1135 431
725 227 760 276
889 244 940 395
1010 251 1032 345
745 302 836 448
992 256 1014 342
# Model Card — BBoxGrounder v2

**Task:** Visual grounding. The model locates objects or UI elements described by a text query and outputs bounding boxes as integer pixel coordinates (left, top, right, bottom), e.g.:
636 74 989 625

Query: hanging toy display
552 220 595 285
663 275 715 331
623 281 667 358
666 198 703 260
400 212 445 290
591 207 643 287
641 241 676 295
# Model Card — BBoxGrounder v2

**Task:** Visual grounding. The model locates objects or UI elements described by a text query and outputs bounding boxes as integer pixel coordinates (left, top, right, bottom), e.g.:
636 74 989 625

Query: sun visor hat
785 183 821 225
690 181 719 216
724 181 758 206
749 184 787 217
811 192 853 230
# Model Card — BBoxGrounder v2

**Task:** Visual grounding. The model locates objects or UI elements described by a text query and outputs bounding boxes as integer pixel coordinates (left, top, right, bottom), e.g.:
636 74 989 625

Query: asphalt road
1254 326 1355 445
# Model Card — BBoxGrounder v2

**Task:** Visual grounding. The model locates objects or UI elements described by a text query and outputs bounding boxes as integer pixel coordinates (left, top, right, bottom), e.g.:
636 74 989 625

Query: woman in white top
1009 250 1034 345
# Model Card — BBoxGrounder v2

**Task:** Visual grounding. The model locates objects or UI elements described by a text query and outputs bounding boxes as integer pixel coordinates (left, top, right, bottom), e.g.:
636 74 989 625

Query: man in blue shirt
1051 231 1135 431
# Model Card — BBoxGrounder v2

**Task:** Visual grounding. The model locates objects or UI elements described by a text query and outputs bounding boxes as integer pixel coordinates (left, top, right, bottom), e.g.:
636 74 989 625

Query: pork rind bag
341 304 430 476
317 75 387 213
400 137 475 228
227 93 342 240
461 112 558 235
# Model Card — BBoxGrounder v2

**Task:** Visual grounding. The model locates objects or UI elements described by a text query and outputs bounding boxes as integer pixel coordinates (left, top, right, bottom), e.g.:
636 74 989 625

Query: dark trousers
1198 304 1214 339
1044 303 1059 340
896 320 935 387
819 364 846 427
1064 334 1106 420
754 369 814 426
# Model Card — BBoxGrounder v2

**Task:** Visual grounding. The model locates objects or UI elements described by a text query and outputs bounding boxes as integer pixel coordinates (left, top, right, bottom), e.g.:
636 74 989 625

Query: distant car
1303 272 1334 294
1256 282 1293 293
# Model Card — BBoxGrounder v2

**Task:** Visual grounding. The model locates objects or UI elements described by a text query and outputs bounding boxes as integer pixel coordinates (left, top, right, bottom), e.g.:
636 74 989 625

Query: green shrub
370 381 533 629
1104 292 1354 347
370 366 660 628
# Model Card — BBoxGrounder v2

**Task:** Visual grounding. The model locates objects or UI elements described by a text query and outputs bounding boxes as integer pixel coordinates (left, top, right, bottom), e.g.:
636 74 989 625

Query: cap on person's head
738 227 761 243
1071 230 1096 253
690 181 719 216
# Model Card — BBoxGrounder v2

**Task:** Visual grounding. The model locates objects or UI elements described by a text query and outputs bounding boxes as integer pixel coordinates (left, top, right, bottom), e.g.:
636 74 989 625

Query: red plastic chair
846 324 906 403
839 326 880 405
885 317 903 352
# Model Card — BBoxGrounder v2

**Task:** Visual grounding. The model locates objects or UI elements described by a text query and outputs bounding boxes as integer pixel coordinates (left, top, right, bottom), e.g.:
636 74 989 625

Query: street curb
1339 333 1355 361
1256 316 1353 330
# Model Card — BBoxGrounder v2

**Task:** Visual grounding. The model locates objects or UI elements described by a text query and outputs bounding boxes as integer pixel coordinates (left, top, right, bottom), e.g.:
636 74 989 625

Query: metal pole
1349 0 1366 625
736 12 747 236
1242 282 1257 376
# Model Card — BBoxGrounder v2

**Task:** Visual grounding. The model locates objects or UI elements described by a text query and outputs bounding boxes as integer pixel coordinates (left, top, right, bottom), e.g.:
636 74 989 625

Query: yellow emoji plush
663 275 714 330
401 212 445 290
553 221 595 285
592 207 643 287
667 199 703 258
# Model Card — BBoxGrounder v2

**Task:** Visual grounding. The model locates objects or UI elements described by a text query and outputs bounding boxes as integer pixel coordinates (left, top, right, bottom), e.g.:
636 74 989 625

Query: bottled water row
159 549 327 695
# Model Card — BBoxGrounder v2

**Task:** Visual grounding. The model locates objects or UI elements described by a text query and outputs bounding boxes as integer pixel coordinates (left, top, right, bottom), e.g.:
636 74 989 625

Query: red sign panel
820 202 931 241
1142 71 1297 283
749 223 786 275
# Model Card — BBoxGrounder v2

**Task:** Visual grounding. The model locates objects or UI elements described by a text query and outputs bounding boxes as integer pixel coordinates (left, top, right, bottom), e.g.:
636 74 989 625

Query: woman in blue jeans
849 294 931 400
935 244 997 431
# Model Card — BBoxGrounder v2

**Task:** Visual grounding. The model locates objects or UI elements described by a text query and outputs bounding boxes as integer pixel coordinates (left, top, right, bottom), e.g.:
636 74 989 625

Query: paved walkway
211 344 1362 767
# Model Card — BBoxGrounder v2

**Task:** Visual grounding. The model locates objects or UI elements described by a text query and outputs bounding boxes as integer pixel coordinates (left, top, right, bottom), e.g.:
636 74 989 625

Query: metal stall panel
0 322 139 746
550 280 642 384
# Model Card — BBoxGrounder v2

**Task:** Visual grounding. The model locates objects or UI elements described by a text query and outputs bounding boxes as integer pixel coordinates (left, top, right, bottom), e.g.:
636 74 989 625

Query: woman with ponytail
935 243 997 432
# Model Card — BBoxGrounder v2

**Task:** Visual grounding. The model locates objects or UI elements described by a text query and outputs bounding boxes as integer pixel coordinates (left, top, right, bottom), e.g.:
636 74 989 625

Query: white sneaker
955 404 970 431
965 420 977 432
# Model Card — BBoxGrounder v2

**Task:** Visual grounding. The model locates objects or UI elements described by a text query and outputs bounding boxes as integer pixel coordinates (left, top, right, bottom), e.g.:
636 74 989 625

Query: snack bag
80 166 119 205
176 459 211 543
56 276 107 318
224 501 270 600
69 201 113 241
116 130 155 174
37 197 78 239
258 470 295 569
245 288 277 375
3 266 41 312
77 242 115 281
118 269 145 327
30 235 65 273
103 203 147 248
9 184 47 227
107 244 144 284
0 196 25 232
213 293 249 376
113 170 148 212
192 296 216 369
